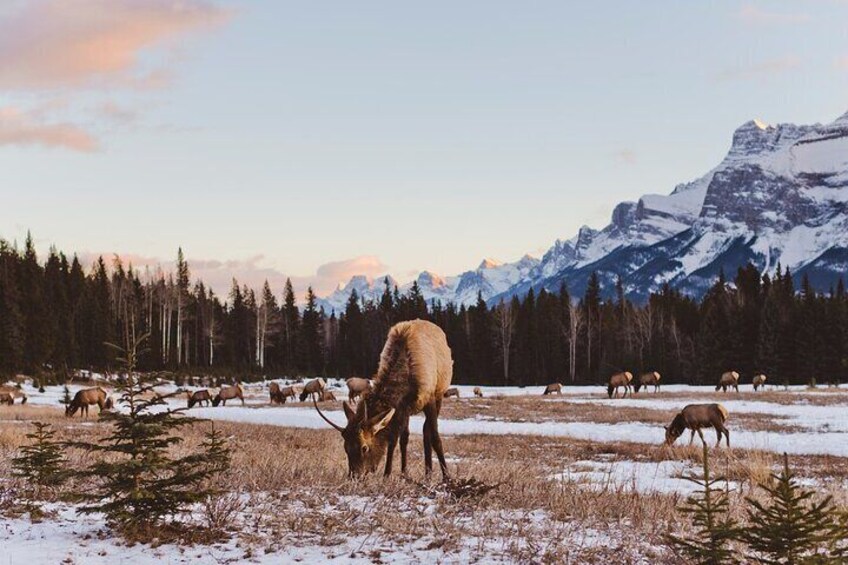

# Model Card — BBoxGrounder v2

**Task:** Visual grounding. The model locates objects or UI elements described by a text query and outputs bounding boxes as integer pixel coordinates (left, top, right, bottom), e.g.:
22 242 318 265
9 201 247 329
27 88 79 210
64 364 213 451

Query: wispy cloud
715 56 802 81
613 149 637 165
0 106 97 152
737 5 812 25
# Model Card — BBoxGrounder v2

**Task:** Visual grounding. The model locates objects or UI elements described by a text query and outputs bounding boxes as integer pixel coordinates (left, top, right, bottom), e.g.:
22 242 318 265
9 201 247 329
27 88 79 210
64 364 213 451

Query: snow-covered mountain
319 110 848 310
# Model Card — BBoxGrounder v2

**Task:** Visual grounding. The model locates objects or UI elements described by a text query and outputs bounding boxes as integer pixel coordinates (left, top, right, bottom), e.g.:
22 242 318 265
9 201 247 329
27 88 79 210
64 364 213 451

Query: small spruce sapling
12 422 70 501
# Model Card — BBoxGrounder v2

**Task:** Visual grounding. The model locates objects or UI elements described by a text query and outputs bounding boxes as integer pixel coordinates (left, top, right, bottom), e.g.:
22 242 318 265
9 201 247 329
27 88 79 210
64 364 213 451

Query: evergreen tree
299 287 323 375
12 422 70 500
280 278 300 374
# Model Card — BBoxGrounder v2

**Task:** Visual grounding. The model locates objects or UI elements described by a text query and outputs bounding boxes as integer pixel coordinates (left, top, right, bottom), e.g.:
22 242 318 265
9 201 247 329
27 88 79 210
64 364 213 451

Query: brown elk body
346 377 372 402
752 374 767 391
299 378 326 402
313 319 453 478
187 389 212 408
633 371 661 393
212 385 244 407
269 382 286 404
607 372 633 398
278 385 298 403
0 386 27 404
66 387 111 418
319 389 337 402
443 387 460 399
0 392 14 405
543 383 563 395
715 371 740 393
665 403 730 448
473 386 483 398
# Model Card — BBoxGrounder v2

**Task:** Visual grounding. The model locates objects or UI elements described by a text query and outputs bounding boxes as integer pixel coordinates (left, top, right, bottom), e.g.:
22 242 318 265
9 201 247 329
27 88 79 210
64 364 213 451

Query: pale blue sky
2 1 847 295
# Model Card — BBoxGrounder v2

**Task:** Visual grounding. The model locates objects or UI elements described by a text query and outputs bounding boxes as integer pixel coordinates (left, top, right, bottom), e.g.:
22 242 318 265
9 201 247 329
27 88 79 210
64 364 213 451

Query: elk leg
688 429 696 445
240 395 245 406
423 414 433 475
400 421 410 475
720 425 730 448
430 399 449 479
697 428 706 447
714 426 722 448
384 424 399 477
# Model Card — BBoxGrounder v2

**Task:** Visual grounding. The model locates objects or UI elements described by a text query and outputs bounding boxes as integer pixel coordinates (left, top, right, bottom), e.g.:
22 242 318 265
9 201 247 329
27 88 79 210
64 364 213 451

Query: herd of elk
187 389 212 408
607 372 633 398
313 319 453 478
716 371 740 393
665 403 730 448
633 371 661 394
543 383 563 395
212 385 244 407
66 387 113 418
299 378 326 402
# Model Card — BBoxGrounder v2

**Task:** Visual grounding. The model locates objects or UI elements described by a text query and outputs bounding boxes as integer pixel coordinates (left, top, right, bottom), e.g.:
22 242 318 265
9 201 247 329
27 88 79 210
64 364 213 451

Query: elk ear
343 401 356 422
369 408 395 435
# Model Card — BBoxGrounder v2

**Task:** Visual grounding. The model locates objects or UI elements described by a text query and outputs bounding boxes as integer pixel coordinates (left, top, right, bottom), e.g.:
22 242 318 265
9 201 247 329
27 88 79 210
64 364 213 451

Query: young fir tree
73 333 230 540
666 444 740 565
741 453 839 564
60 384 72 407
12 421 70 500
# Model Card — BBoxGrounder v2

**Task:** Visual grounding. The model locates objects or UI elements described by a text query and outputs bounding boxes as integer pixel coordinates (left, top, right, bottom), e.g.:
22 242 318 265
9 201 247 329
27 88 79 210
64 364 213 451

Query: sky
2 1 848 298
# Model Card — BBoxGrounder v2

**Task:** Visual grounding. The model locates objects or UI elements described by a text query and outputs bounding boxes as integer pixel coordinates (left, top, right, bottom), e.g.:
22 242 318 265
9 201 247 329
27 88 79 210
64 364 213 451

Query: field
1 379 847 564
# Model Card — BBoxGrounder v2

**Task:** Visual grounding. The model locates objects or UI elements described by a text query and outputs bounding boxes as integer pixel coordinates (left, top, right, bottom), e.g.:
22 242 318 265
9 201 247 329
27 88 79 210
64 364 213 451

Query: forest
0 234 845 387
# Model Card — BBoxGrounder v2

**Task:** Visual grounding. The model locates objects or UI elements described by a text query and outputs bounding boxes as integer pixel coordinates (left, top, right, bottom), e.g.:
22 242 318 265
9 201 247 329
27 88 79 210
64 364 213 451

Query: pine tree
60 384 72 406
667 444 739 565
741 453 839 564
12 421 70 500
72 333 230 540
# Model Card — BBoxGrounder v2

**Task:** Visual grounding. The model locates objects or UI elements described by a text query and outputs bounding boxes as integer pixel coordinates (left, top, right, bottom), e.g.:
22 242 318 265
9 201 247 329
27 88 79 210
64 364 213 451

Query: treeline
1 235 846 386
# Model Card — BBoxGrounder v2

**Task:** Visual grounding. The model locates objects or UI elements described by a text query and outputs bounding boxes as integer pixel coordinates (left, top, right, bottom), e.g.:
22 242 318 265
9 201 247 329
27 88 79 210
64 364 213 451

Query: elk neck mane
361 323 422 420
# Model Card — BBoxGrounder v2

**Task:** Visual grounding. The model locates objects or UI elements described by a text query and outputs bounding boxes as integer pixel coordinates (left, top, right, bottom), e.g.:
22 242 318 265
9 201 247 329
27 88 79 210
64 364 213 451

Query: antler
313 397 344 432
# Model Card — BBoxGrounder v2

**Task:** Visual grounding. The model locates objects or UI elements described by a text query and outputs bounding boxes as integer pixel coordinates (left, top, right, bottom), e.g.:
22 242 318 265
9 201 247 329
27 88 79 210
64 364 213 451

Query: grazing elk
269 382 286 404
313 319 453 478
443 387 460 399
299 378 326 402
0 392 14 406
66 387 113 418
473 386 483 398
752 374 767 391
0 386 27 405
187 389 212 408
715 371 740 393
212 384 244 407
634 371 661 394
346 377 373 402
543 383 563 395
319 389 338 402
607 372 633 398
664 404 730 448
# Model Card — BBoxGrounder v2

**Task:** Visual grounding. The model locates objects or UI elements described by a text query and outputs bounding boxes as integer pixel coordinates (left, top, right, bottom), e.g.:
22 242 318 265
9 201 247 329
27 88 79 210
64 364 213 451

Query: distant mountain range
318 111 848 312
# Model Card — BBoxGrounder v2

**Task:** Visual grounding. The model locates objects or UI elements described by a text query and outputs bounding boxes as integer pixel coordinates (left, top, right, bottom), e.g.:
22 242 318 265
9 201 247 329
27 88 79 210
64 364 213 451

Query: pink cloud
0 106 98 152
715 56 802 81
0 0 229 90
737 5 811 25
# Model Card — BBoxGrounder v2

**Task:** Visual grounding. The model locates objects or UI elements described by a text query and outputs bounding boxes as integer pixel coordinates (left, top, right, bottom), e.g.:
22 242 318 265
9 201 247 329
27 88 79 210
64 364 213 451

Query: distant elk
269 382 286 404
443 387 460 399
0 392 14 406
0 386 27 405
299 378 326 402
634 371 661 394
752 374 767 391
665 403 730 448
313 319 453 477
543 383 563 395
715 371 740 393
186 389 212 408
346 377 373 402
319 389 337 402
607 372 633 398
212 384 244 407
473 386 483 398
66 387 113 418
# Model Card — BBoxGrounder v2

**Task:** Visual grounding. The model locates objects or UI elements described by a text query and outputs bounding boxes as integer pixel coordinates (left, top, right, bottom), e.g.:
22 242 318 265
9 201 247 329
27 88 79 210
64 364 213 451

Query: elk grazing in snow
473 386 483 398
752 374 767 391
320 389 338 402
212 384 244 407
187 389 212 408
716 371 740 393
607 372 633 398
543 383 563 395
66 387 113 418
664 404 730 448
299 378 326 402
634 371 661 394
269 382 286 404
313 319 453 478
346 377 373 402
443 387 460 399
0 392 14 406
0 386 27 405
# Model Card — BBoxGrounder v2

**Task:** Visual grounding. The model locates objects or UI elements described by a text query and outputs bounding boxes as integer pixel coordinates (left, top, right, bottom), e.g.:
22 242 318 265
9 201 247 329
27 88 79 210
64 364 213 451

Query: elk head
313 398 395 476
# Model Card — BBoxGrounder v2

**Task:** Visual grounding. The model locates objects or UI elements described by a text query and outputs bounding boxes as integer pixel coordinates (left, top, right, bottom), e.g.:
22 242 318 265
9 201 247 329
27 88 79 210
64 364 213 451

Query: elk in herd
320 389 338 402
543 383 562 395
443 387 460 399
66 387 113 418
607 372 633 398
346 377 373 402
212 384 244 407
0 392 14 406
664 403 730 448
269 382 286 404
313 319 454 478
299 378 326 402
187 389 212 408
634 371 661 394
715 371 740 393
752 374 767 391
473 386 483 398
0 386 27 404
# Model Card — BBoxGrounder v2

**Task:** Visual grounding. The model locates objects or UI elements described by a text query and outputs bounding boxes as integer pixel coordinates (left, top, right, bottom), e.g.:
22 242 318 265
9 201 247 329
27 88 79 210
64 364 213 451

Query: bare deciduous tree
493 300 516 384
